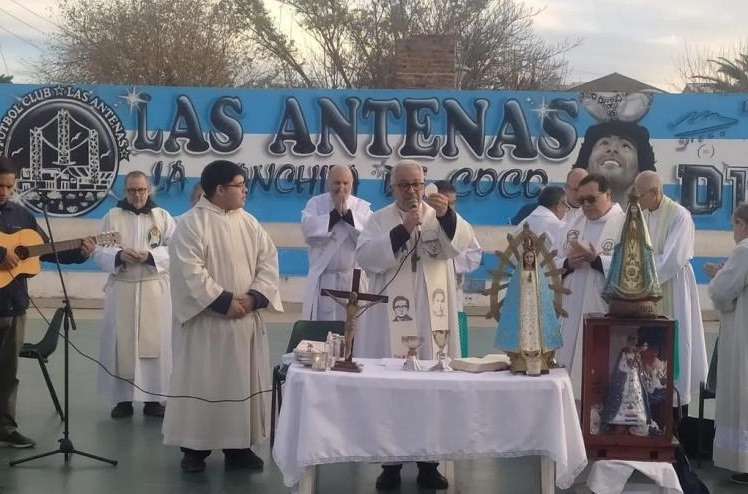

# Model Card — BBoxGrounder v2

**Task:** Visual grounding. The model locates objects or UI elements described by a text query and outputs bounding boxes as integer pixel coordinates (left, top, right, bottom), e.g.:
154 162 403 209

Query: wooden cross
321 268 388 372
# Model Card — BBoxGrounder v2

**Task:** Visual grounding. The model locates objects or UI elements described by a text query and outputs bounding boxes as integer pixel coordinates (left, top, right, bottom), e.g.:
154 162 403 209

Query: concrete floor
0 309 738 493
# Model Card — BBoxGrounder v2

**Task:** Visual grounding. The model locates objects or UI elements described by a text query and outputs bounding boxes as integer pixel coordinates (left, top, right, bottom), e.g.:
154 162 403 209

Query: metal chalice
401 335 424 371
429 329 453 371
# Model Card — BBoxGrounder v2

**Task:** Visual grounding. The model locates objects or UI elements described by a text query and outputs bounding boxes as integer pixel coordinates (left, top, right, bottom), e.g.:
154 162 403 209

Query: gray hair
389 160 424 186
734 203 748 224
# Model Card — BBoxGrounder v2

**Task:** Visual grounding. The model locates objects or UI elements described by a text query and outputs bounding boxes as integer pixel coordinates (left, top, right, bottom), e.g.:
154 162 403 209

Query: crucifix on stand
321 268 388 373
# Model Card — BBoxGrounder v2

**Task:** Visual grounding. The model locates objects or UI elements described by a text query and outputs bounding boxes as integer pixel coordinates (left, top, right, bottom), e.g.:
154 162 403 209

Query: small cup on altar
311 351 328 371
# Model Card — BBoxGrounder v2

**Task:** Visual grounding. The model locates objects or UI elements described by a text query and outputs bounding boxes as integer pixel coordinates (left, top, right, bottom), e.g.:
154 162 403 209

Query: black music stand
10 200 116 467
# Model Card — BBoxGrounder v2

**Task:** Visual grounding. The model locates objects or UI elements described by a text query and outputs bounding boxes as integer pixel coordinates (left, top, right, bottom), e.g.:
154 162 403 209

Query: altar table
272 358 588 493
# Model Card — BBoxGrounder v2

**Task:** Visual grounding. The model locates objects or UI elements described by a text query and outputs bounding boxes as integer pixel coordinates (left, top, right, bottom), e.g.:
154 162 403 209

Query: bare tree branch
33 0 265 86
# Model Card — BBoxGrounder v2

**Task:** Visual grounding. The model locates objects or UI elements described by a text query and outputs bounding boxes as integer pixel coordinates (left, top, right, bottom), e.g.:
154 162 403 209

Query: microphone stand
10 198 117 467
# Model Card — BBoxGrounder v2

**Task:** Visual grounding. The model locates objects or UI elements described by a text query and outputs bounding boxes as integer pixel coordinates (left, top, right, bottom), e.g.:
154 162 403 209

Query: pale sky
0 0 747 92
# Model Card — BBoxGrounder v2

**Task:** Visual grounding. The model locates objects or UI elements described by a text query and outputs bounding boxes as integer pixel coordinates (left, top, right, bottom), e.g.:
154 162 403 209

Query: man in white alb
513 185 568 249
163 160 283 473
301 165 372 320
564 168 588 224
554 173 626 398
356 160 474 491
92 171 175 419
634 170 707 409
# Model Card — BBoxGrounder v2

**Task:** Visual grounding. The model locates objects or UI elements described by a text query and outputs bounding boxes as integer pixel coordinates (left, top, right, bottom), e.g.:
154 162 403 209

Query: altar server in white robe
92 171 175 419
554 173 625 398
163 160 283 474
513 185 569 249
708 203 748 484
301 165 372 320
634 171 707 408
355 160 473 491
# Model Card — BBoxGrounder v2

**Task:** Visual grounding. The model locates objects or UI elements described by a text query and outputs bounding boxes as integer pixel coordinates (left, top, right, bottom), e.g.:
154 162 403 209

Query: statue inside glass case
492 225 568 375
595 334 666 438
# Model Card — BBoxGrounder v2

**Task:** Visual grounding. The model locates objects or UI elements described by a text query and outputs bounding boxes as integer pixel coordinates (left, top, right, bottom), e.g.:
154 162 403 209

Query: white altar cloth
586 460 683 494
272 358 587 489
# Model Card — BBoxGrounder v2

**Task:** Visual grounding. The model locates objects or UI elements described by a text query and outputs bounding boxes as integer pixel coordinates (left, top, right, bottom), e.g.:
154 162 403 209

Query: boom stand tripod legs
10 201 116 467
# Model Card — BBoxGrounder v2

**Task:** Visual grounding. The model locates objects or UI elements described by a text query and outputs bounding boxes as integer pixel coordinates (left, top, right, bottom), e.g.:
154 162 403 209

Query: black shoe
416 466 449 490
224 449 264 471
180 454 206 473
110 401 133 419
730 473 748 485
375 465 402 490
0 430 36 448
143 402 165 417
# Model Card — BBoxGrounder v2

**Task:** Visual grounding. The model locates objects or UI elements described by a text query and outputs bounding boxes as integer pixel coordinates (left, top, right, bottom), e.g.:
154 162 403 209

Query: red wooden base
586 440 677 462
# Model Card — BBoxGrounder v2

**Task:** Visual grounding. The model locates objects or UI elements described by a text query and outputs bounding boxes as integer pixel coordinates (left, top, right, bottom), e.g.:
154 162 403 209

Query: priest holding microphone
354 159 475 490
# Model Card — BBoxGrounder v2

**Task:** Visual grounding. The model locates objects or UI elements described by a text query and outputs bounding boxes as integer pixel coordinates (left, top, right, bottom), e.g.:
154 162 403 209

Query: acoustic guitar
0 229 120 288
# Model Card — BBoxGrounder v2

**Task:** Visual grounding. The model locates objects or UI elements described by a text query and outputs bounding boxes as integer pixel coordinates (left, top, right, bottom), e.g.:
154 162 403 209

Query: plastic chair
19 308 65 420
270 320 345 447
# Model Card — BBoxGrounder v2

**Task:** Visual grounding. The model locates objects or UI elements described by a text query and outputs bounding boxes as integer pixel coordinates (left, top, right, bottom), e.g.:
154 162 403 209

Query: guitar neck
27 238 83 258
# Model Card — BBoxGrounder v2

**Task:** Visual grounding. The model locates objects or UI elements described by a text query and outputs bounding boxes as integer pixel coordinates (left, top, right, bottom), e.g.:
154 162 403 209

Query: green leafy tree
0 74 13 83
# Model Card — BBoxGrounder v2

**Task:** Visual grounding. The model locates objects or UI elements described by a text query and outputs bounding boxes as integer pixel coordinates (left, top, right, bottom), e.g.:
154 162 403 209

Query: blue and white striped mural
1 84 745 309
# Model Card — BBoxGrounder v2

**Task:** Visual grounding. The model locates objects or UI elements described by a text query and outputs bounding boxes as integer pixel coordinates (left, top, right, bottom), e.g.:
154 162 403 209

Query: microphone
409 197 421 272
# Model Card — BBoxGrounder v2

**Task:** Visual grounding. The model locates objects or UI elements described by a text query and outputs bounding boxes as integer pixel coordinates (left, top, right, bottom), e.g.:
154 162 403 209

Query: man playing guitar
0 156 95 449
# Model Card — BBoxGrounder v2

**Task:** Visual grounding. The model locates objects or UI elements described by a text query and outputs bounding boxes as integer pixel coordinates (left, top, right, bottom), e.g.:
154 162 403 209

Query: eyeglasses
223 181 246 189
395 182 424 192
394 304 408 310
578 194 603 205
126 188 149 194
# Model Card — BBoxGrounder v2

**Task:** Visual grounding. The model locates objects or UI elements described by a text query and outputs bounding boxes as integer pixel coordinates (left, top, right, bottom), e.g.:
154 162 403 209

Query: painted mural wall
0 84 744 311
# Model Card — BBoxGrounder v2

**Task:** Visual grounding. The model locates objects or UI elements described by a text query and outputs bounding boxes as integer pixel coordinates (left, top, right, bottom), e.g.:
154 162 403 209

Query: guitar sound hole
15 246 29 260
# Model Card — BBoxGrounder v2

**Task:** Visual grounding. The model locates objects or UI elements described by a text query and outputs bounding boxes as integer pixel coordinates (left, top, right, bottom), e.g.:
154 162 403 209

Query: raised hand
424 192 450 217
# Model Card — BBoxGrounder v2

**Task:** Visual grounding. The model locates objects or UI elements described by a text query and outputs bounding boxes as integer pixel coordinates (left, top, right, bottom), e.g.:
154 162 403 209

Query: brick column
393 35 456 89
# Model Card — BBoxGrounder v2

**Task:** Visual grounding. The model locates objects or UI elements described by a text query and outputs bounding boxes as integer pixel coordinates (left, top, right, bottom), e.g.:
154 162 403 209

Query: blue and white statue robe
495 264 562 355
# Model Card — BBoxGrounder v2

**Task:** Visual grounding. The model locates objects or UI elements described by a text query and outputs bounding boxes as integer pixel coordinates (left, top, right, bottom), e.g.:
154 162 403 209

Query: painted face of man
433 290 445 308
588 135 639 191
394 298 409 317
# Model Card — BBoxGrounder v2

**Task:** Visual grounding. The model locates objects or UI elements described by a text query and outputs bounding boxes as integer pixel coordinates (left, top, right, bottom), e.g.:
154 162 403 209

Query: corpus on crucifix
321 268 388 372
